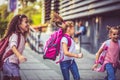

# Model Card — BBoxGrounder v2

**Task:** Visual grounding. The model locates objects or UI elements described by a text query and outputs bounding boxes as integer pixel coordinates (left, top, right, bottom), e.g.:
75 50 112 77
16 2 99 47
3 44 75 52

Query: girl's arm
75 27 84 35
12 46 27 63
92 46 104 70
95 41 106 63
62 42 82 58
75 31 81 35
95 48 104 63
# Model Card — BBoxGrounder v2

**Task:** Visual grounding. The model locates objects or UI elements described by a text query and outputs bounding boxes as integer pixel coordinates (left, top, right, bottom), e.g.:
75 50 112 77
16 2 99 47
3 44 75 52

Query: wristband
94 60 99 64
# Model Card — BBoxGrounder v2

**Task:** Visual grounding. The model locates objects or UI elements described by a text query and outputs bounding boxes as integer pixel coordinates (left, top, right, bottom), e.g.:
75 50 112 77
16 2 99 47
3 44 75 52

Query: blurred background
0 0 120 80
0 0 120 54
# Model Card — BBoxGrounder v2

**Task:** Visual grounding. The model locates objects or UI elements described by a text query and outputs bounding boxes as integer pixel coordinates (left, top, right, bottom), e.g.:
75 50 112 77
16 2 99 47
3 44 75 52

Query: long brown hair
4 14 28 38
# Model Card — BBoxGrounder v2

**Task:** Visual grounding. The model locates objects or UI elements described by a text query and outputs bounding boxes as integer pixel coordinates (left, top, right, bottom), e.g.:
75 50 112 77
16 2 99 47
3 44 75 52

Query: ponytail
50 11 64 28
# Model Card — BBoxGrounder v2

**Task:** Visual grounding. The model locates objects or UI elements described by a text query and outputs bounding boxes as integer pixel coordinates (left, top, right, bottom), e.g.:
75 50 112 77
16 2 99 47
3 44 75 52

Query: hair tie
19 15 22 19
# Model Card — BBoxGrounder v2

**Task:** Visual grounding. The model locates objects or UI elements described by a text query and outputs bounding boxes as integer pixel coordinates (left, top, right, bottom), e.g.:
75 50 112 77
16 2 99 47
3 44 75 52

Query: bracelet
94 60 99 64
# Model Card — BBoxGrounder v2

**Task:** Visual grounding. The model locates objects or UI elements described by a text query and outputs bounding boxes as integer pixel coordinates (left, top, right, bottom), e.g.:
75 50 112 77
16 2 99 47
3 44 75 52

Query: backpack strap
2 33 21 60
105 40 111 47
105 39 120 48
118 40 120 48
63 34 72 49
56 34 72 64
105 39 120 47
118 40 120 60
104 39 120 60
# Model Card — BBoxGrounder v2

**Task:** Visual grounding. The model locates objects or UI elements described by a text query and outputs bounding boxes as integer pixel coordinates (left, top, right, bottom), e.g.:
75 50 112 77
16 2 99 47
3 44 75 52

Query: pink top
104 40 119 67
94 40 120 72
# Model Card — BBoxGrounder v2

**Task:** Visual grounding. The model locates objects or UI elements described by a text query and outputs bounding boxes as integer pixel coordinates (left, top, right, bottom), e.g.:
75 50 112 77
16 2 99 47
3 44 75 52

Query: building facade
43 0 120 53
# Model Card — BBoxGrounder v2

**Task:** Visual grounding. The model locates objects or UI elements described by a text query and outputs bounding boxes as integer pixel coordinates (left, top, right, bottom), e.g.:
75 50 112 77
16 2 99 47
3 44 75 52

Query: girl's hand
18 55 27 63
11 46 27 63
77 53 83 58
92 64 98 70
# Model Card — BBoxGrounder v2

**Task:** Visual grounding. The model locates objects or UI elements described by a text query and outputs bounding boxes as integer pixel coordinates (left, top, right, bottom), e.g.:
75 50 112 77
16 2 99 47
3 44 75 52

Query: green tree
0 4 9 38
19 1 42 25
0 1 42 38
20 0 36 7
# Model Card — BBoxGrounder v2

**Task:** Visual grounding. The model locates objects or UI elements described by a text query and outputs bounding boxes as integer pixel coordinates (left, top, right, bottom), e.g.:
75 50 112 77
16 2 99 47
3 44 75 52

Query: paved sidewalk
21 46 120 80
0 46 120 80
20 46 62 80
19 32 120 80
0 32 120 80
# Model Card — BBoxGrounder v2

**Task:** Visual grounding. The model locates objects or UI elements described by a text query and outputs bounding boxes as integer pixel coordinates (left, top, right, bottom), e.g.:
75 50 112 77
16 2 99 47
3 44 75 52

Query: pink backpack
0 33 20 70
43 28 71 62
97 40 110 65
98 40 120 65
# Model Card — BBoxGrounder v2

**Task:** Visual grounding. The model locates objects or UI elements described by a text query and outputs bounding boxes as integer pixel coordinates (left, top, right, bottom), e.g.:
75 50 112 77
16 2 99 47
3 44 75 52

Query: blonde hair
50 11 63 23
107 25 120 38
62 21 74 33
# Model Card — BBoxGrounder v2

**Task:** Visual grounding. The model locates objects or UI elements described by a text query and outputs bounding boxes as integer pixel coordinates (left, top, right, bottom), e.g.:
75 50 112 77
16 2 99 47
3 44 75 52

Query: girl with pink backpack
59 21 83 80
49 12 83 80
1 14 29 80
92 26 120 80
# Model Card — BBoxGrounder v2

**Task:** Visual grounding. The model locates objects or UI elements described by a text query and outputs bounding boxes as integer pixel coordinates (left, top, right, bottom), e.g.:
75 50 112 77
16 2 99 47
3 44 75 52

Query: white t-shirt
60 37 76 61
4 33 26 64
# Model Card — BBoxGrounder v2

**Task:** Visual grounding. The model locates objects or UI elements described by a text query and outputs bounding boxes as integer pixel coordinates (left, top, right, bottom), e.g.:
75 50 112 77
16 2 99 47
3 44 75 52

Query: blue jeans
105 63 116 80
60 60 80 80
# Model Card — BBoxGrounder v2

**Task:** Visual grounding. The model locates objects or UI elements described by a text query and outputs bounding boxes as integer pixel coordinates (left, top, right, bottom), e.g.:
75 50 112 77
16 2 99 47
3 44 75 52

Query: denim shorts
2 59 20 77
